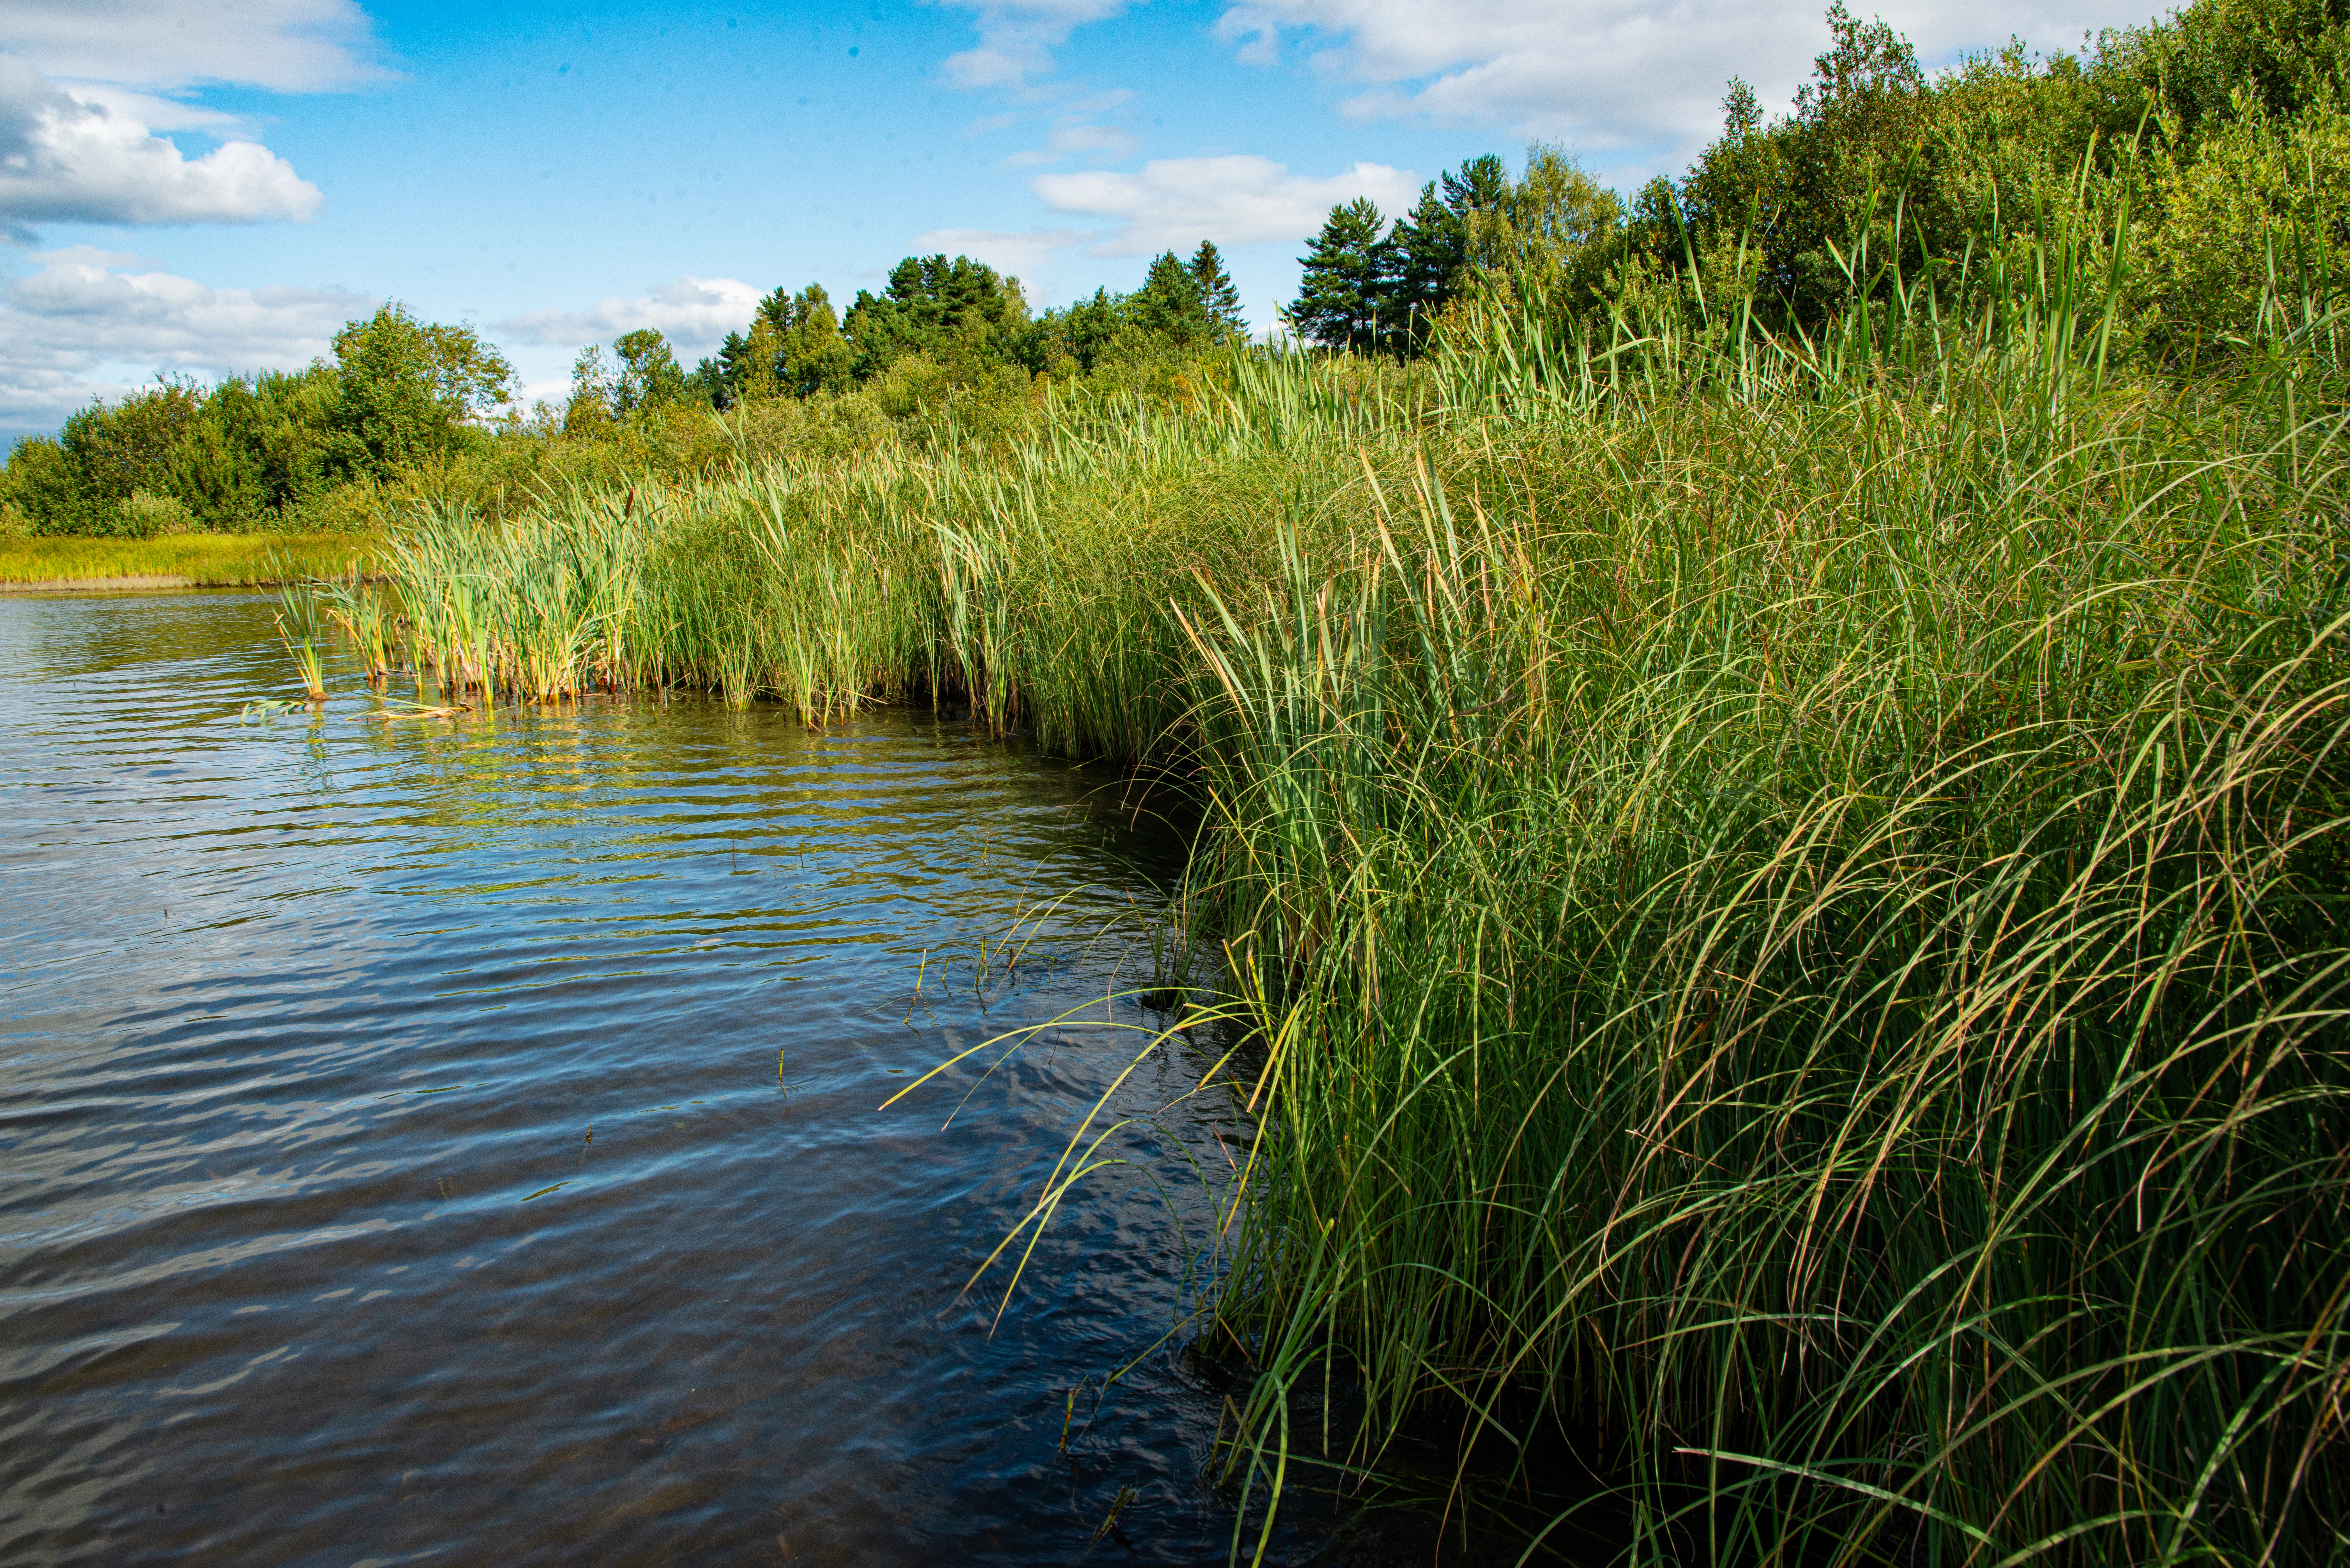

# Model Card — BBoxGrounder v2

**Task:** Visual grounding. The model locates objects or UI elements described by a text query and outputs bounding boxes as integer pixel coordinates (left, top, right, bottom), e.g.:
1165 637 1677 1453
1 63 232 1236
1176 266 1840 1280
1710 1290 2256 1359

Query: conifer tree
1187 241 1247 340
733 314 783 403
1381 155 1512 354
1133 250 1212 344
1389 184 1465 346
773 285 852 396
842 255 1028 379
1441 154 1511 220
1285 197 1396 354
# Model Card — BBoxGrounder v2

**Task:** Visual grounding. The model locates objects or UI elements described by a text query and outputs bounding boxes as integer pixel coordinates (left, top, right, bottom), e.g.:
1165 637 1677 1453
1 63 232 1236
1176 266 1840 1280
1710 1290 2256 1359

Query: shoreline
0 573 387 594
2 573 198 593
0 533 383 594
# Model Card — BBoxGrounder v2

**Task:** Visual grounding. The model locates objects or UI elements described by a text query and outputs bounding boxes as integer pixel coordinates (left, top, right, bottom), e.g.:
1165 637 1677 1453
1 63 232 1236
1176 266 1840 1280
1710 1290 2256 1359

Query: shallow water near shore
0 592 1299 1565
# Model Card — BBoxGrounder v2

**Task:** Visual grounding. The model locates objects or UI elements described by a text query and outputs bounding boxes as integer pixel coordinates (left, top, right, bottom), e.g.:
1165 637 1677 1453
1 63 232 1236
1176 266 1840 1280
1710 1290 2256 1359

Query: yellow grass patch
0 532 381 588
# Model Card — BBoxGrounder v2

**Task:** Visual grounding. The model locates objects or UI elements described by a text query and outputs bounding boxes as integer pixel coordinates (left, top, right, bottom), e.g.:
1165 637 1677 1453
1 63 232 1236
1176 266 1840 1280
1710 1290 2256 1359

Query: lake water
0 592 1296 1566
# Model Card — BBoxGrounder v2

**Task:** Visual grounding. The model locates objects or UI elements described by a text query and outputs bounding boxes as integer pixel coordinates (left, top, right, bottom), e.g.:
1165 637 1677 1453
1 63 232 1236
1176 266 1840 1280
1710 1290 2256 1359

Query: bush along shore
265 2 2350 1557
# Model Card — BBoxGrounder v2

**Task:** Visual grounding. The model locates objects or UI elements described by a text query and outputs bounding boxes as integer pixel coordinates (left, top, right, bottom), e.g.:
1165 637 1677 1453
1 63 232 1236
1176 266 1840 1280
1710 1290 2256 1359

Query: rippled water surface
0 592 1268 1565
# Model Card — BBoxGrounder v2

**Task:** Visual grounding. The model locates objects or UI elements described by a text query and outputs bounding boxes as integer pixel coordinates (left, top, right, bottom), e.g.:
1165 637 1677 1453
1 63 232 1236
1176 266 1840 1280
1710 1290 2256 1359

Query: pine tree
1388 184 1464 348
1188 241 1247 341
775 284 852 396
1441 154 1511 219
1384 156 1509 354
734 314 783 403
842 254 1028 379
1285 197 1396 354
1132 249 1212 345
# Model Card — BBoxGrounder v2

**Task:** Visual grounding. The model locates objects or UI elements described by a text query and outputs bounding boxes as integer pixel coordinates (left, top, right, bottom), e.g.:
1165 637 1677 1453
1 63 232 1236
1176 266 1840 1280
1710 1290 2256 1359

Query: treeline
1279 0 2350 361
1 307 515 537
0 243 1247 538
567 239 1247 426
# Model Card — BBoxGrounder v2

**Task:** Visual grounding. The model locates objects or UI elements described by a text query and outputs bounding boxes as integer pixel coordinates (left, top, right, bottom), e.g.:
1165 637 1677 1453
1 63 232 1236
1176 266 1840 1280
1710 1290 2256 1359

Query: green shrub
2140 90 2350 350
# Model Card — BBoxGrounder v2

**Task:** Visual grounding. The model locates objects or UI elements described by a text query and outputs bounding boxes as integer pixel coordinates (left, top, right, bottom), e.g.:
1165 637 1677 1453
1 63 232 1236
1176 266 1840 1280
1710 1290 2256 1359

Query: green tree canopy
1188 241 1248 340
564 345 615 435
1028 287 1137 375
328 303 515 479
843 255 1029 378
1283 159 1508 357
1131 249 1217 346
1469 144 1627 308
714 283 853 403
611 329 688 414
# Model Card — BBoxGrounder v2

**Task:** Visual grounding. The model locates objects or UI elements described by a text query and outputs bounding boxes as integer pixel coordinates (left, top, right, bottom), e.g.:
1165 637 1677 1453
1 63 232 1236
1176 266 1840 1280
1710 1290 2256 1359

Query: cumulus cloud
493 277 765 355
0 246 369 430
0 55 324 237
942 0 1138 89
1215 0 2139 155
1033 154 1417 255
3 0 389 94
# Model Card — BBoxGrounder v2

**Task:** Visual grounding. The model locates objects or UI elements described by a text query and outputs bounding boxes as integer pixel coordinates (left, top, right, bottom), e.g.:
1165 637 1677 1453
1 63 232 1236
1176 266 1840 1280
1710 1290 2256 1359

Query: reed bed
1185 375 2350 1564
298 247 2350 1563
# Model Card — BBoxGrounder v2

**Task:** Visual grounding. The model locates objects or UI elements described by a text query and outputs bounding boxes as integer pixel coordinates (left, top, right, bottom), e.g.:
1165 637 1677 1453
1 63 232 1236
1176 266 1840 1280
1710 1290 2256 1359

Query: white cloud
0 246 368 429
1004 120 1140 167
2 0 389 94
1033 154 1417 254
0 55 324 237
1214 0 2143 156
493 276 765 355
51 84 254 137
941 0 1137 89
514 375 572 408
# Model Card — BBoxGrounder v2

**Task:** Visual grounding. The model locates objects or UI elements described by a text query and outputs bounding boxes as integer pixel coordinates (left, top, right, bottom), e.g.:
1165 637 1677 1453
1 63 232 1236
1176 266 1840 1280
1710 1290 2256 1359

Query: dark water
0 593 1273 1566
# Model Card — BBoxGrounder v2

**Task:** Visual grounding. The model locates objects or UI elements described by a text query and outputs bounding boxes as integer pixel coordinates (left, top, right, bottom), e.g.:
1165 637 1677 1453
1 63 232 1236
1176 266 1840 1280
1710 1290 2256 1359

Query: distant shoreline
0 573 200 593
0 533 381 593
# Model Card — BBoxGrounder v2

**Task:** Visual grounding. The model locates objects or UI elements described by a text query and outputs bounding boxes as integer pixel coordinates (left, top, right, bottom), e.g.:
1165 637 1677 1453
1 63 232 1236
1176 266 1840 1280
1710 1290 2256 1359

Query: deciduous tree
612 329 688 414
328 303 514 479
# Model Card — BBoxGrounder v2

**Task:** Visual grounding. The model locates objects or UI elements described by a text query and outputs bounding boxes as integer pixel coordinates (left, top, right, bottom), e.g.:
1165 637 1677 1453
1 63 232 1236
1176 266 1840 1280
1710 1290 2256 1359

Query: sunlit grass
0 531 382 587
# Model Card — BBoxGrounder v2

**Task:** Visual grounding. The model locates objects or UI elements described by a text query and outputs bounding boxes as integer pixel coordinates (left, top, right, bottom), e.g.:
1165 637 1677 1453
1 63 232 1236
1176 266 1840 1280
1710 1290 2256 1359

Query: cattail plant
268 562 329 702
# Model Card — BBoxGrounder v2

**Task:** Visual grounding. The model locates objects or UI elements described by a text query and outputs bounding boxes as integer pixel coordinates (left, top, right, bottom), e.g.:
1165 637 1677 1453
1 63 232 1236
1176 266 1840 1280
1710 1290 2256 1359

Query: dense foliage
320 267 2350 1560
36 0 2350 540
1282 0 2350 363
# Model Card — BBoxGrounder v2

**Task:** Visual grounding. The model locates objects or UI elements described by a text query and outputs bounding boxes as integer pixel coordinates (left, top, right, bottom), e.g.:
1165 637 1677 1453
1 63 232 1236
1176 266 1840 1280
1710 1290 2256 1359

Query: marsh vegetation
48 0 2350 1557
306 295 2350 1565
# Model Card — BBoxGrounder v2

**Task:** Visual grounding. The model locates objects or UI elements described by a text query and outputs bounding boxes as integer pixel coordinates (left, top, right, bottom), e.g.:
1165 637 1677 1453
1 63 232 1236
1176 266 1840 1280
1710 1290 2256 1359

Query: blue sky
1 0 2155 434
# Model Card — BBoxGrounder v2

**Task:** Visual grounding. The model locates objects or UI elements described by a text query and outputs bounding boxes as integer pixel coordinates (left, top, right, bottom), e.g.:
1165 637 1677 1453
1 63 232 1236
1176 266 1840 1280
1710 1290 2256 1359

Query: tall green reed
268 554 329 701
1179 337 2350 1562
